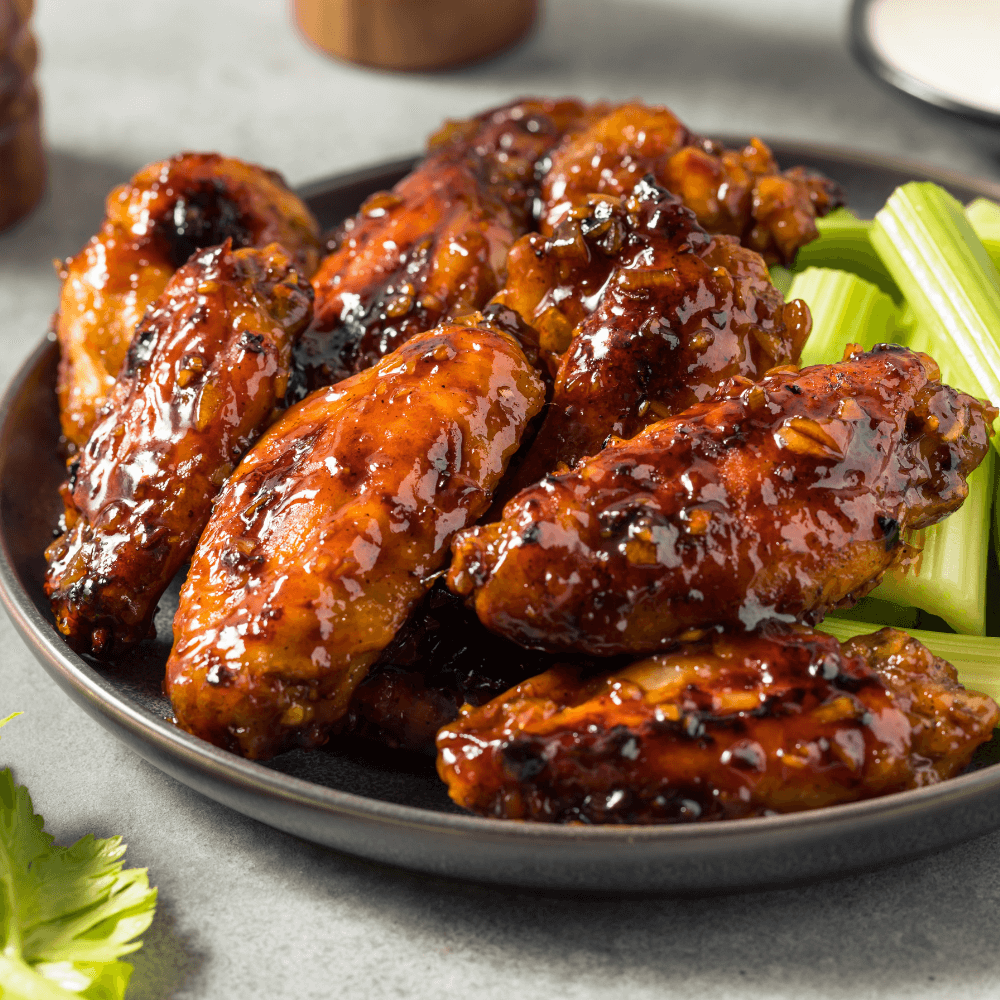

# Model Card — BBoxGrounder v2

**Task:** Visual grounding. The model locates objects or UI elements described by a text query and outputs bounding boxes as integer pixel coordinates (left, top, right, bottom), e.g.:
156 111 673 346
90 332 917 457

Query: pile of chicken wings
43 99 1000 824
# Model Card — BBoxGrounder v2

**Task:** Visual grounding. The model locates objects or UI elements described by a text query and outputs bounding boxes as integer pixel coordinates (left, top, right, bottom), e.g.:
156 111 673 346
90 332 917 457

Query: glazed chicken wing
449 346 995 656
492 177 811 491
166 320 544 759
56 153 321 447
539 101 844 263
45 242 313 656
336 582 563 755
437 624 1000 823
337 580 626 755
295 98 596 392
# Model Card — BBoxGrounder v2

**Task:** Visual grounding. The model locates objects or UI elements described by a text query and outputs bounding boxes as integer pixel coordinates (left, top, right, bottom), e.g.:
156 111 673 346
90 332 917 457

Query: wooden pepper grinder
293 0 538 72
0 0 43 232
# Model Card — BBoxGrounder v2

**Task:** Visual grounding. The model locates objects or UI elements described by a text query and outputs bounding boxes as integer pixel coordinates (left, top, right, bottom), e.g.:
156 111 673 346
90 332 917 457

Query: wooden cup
0 0 43 232
293 0 538 71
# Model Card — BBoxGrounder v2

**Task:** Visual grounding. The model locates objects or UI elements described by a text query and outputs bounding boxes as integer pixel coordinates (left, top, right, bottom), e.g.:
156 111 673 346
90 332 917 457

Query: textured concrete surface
4 1 1000 997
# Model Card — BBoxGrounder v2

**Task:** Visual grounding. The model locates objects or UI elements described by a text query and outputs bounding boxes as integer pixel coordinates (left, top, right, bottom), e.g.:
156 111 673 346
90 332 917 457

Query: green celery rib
974 202 1000 558
995 472 1000 582
903 316 984 428
788 268 897 367
966 197 1000 275
819 617 1000 703
789 264 993 634
852 310 995 636
869 450 993 635
967 198 1000 240
791 208 900 300
769 265 792 297
829 596 922 629
870 182 1000 443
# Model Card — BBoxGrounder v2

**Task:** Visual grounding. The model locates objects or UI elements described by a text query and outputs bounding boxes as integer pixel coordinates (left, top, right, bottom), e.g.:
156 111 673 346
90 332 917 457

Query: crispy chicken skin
539 102 843 263
55 153 321 448
449 346 995 656
296 98 598 393
166 321 545 759
493 177 811 491
45 242 313 657
844 628 1000 779
437 624 1000 823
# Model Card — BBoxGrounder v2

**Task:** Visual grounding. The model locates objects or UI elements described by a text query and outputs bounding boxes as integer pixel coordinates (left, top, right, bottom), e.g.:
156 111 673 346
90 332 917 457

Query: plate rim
5 139 1000 883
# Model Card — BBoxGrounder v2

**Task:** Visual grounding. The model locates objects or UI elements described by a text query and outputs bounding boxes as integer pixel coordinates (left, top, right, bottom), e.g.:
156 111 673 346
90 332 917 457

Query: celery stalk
789 268 897 367
820 617 1000 703
851 308 995 635
828 596 922 629
974 202 1000 554
790 257 994 634
902 317 984 420
870 183 1000 442
966 198 1000 240
995 463 1000 574
994 442 1000 568
792 209 900 300
966 197 1000 274
869 450 994 635
769 265 792 297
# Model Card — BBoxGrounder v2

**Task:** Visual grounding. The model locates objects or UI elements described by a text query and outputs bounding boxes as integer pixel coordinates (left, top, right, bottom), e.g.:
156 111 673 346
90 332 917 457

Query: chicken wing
437 624 999 823
56 153 321 447
166 319 545 759
492 177 811 492
45 242 313 657
336 582 565 755
539 101 844 263
449 346 995 656
295 98 596 393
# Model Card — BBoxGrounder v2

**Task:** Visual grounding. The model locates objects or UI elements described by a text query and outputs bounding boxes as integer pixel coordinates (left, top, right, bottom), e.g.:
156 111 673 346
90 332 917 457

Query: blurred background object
851 0 1000 153
0 0 43 231
293 0 538 71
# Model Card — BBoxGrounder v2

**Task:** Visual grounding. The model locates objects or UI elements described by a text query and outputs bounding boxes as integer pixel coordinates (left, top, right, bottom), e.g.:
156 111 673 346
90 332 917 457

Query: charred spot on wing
719 422 747 449
122 326 158 378
161 180 253 268
598 502 656 538
720 740 767 772
876 514 900 551
627 174 710 250
520 522 542 545
682 712 706 739
501 738 547 781
240 330 266 354
481 301 535 343
600 723 639 756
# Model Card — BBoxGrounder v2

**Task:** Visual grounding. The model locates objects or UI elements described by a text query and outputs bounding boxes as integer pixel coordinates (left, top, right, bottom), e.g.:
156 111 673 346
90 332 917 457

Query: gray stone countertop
5 1 1000 997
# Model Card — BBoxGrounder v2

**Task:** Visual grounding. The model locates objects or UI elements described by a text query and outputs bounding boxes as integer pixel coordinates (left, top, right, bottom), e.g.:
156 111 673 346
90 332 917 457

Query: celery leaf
0 768 157 1000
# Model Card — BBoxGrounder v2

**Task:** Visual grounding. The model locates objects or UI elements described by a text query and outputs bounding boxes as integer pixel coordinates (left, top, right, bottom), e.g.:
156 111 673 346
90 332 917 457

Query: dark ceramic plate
4 143 1000 894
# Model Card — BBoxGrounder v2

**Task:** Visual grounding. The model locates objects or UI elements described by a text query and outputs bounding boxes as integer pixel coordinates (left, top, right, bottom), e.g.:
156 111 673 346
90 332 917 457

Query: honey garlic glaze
295 98 598 393
539 101 843 263
492 176 811 496
437 624 1000 823
56 153 321 447
167 320 544 759
448 345 996 656
45 242 314 657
